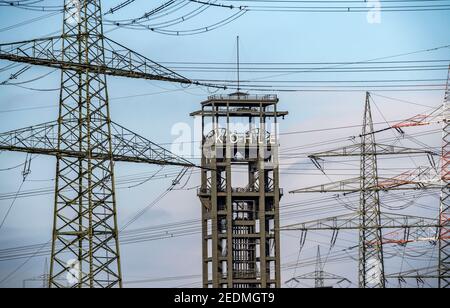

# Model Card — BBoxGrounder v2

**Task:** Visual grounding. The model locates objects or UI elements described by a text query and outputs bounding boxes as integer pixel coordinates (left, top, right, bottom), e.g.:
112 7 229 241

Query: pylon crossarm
0 121 58 153
385 267 442 279
0 35 191 84
0 121 195 167
103 37 190 83
286 271 351 288
309 143 437 160
279 212 439 231
286 273 315 281
279 212 360 231
371 113 442 136
287 272 350 281
290 177 361 193
289 176 440 194
380 224 444 245
110 122 194 167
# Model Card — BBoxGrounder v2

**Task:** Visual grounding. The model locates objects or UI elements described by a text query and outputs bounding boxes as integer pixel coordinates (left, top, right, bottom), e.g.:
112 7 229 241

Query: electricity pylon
0 0 196 288
439 65 450 288
286 246 351 288
337 68 449 287
289 92 438 288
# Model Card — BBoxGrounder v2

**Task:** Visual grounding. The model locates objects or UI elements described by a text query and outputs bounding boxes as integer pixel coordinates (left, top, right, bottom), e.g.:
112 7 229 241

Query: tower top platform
191 92 288 118
200 92 279 107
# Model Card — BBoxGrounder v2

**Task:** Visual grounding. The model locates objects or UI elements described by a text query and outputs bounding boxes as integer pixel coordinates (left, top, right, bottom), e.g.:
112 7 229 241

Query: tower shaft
359 92 385 288
193 94 287 288
49 0 122 288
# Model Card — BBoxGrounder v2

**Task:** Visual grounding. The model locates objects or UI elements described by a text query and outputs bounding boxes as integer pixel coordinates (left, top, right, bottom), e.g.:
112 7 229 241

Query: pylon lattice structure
287 92 439 288
439 65 450 288
359 93 385 288
0 0 195 288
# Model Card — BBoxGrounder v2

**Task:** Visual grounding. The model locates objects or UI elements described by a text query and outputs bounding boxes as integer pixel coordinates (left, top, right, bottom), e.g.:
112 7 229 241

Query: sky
0 0 449 288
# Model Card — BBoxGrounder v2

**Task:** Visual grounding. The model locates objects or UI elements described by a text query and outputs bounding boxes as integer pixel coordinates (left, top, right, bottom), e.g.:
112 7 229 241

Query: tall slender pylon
49 0 122 288
0 0 195 288
288 93 438 287
359 92 385 288
439 65 450 288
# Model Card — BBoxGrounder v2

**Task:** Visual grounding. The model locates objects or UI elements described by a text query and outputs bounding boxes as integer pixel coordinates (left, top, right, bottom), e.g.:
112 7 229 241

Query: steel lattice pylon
0 0 196 288
49 0 122 288
439 65 450 288
285 245 351 288
288 92 438 288
359 92 385 288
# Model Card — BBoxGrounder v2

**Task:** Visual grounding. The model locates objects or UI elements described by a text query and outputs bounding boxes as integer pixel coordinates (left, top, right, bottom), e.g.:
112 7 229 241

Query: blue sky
0 0 449 288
